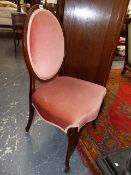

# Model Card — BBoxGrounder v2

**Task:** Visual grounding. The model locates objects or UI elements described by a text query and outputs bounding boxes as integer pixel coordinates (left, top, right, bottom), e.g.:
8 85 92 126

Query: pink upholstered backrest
27 9 64 80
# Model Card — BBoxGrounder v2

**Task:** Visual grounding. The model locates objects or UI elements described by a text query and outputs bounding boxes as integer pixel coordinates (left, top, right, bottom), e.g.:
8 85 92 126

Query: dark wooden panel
63 0 129 85
57 0 65 23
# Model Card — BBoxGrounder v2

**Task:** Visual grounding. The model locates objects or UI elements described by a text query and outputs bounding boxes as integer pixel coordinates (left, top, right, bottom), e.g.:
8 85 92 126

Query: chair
121 18 131 75
11 12 26 56
23 5 106 173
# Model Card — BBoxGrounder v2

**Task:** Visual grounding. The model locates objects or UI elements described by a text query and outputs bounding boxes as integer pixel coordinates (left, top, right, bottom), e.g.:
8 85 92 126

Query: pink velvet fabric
32 76 106 133
27 9 64 80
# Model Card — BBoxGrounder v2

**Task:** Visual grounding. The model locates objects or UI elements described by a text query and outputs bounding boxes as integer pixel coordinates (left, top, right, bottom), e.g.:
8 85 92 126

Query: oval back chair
23 5 106 173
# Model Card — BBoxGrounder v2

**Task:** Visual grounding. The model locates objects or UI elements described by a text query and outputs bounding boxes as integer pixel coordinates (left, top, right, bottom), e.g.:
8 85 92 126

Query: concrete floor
0 31 92 175
111 60 124 69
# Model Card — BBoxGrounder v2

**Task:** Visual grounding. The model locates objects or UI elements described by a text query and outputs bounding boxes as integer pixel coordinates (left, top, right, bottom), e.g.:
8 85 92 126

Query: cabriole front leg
65 127 79 173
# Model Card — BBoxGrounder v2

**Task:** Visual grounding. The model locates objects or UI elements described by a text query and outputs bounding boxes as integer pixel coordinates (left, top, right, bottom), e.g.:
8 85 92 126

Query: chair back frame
23 4 66 114
23 4 65 83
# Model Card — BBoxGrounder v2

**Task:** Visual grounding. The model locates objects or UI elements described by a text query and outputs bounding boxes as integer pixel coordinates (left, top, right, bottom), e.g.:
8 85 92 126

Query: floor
111 60 124 69
0 30 92 175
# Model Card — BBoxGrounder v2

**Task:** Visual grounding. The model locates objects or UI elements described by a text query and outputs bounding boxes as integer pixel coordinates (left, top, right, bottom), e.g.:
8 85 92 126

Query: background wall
46 0 57 3
128 0 131 15
41 0 57 4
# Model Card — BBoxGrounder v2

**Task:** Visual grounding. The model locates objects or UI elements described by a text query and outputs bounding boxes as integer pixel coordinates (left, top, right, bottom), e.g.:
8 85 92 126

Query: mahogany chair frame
23 5 98 173
121 17 131 75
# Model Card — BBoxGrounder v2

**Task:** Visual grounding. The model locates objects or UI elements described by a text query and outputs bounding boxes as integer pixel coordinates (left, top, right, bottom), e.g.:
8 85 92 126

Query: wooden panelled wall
63 0 129 86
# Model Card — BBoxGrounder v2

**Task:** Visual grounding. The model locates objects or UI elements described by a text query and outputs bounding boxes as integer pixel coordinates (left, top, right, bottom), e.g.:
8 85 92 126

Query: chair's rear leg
92 101 105 129
65 127 79 173
25 104 35 132
26 75 35 132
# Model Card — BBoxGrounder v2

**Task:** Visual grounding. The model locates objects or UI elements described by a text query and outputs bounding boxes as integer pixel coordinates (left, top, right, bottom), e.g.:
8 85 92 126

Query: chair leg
25 104 35 132
65 127 79 173
121 66 127 76
92 119 97 129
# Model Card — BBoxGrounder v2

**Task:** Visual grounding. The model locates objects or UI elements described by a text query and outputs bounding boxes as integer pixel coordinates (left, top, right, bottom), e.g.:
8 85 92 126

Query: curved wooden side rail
63 0 129 86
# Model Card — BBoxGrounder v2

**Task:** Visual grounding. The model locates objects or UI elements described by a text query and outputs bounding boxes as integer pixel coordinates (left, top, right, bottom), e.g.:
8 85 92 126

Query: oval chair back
23 5 64 80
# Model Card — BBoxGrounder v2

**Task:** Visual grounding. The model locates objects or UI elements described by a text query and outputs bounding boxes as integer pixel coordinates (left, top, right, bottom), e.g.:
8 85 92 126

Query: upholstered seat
33 76 106 132
23 5 106 173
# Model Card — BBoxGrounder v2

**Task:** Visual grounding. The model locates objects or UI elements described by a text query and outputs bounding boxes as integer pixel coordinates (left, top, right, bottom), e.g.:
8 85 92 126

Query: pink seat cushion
32 77 106 133
27 9 64 80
